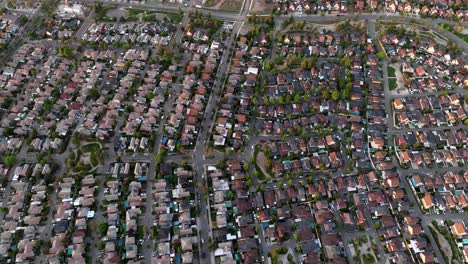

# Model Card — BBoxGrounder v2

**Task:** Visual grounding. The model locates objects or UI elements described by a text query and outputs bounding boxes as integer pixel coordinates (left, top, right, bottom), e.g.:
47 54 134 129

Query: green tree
341 55 351 68
89 88 100 100
321 88 330 100
97 223 108 236
332 90 340 101
58 46 73 59
4 154 16 166
226 191 234 200
377 51 386 60
265 60 273 71
146 91 155 100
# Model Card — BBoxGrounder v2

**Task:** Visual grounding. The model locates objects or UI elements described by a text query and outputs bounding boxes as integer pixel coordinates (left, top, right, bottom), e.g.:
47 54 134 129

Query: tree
43 99 53 112
226 191 234 200
208 238 217 250
89 88 100 100
374 221 381 230
377 51 386 60
332 90 340 101
293 93 301 103
146 91 155 101
156 149 166 163
321 88 330 100
17 15 29 26
300 58 316 70
341 55 351 68
277 96 284 104
265 60 273 71
98 223 108 236
4 154 16 166
58 46 73 59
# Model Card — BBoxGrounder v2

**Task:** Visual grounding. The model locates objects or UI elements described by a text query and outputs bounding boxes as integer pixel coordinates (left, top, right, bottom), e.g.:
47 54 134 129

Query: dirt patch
256 151 272 179
286 22 340 33
204 0 244 11
430 224 452 260
204 0 224 8
106 8 128 19
250 0 275 13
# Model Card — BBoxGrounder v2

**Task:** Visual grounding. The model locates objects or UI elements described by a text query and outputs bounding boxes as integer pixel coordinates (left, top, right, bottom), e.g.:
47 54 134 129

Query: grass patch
82 142 101 153
220 0 243 11
389 79 397 90
156 10 183 23
127 8 147 17
362 253 375 264
204 0 218 7
439 23 468 43
387 66 396 78
127 8 182 23
453 31 468 43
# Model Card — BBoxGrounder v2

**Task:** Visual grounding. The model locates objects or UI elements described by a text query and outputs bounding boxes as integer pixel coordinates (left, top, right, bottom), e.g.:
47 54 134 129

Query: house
451 222 467 238
393 98 404 110
420 193 434 210
419 252 435 264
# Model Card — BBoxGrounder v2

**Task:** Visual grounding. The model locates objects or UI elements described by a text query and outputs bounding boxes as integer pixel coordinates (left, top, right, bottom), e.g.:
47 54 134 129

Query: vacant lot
204 0 244 12
251 0 275 13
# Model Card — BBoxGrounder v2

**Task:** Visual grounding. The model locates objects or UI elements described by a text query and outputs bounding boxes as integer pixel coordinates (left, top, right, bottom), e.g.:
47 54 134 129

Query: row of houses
0 14 19 45
212 32 269 151
206 161 263 263
0 163 53 261
434 220 468 263
119 59 168 140
51 175 96 263
381 33 467 91
385 0 467 20
77 49 151 140
276 0 467 21
153 163 198 263
0 44 82 151
82 22 175 46
409 171 468 214
393 94 466 128
162 27 227 151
